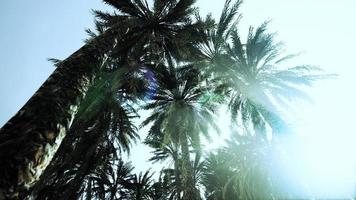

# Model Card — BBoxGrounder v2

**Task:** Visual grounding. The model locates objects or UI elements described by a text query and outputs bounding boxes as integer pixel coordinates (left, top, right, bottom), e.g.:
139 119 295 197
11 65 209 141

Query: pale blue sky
0 1 110 125
1 0 355 198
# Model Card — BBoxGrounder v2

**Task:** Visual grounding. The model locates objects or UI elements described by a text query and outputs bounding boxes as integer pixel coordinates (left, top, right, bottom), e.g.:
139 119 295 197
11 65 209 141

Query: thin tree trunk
172 151 182 200
0 30 116 199
180 133 199 200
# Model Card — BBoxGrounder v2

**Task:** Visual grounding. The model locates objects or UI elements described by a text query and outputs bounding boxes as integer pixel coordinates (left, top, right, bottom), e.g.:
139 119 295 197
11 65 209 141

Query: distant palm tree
141 61 219 200
124 170 155 200
0 0 202 197
79 159 135 200
203 134 284 200
223 134 276 199
102 160 135 200
145 131 183 199
202 150 235 200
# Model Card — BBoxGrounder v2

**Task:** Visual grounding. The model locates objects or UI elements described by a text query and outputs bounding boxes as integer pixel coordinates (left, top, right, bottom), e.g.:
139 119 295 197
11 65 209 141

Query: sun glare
291 83 356 197
205 76 356 198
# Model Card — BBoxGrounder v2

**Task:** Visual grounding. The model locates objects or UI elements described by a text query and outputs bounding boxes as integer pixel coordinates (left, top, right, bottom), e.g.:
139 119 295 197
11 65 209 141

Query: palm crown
222 22 329 137
96 0 203 62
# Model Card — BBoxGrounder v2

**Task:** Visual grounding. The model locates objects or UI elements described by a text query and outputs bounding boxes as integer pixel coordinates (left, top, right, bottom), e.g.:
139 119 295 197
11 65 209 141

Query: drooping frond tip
47 57 62 67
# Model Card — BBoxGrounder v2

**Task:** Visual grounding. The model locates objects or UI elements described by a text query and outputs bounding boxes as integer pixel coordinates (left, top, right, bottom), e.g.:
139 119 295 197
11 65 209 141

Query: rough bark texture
0 30 115 199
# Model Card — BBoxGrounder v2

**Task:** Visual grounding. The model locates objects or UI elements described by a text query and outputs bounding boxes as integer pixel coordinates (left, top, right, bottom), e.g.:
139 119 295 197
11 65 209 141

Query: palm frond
103 0 144 18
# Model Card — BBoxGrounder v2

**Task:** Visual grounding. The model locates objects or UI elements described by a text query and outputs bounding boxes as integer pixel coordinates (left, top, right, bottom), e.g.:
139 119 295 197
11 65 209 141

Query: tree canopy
0 0 333 199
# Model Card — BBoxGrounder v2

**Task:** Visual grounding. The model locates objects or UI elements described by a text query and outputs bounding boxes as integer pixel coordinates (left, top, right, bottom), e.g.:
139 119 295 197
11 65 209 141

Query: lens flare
141 66 157 100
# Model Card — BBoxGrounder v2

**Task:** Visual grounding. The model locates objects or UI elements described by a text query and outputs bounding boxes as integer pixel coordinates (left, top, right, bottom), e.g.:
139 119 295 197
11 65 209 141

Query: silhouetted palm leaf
197 0 242 75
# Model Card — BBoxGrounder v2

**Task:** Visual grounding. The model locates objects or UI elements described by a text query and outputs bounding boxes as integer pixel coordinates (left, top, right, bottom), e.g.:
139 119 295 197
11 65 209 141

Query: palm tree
124 170 155 200
89 159 135 200
197 0 242 75
70 158 135 200
202 134 278 200
202 150 235 200
196 0 328 137
222 22 330 137
150 173 173 200
228 134 292 199
94 0 205 63
141 61 219 200
0 0 203 197
145 132 183 200
146 134 205 200
0 25 117 199
29 60 144 199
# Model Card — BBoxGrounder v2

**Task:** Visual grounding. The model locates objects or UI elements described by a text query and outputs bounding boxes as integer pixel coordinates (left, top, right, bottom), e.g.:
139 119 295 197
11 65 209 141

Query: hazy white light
290 78 356 198
207 77 356 198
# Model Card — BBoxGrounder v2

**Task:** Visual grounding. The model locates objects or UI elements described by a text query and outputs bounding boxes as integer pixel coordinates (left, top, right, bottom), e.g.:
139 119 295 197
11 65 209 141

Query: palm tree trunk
180 133 199 200
173 150 182 200
0 30 116 199
26 110 96 199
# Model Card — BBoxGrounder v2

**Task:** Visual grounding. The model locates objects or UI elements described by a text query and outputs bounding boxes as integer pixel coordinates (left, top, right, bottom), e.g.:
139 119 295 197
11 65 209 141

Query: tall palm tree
29 60 144 199
197 0 329 137
0 26 117 199
223 22 330 137
141 61 219 200
0 0 202 197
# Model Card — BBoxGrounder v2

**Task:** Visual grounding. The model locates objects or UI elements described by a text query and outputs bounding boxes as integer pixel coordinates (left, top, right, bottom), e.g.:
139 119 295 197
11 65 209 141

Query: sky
0 0 355 198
